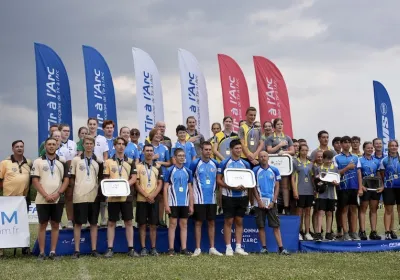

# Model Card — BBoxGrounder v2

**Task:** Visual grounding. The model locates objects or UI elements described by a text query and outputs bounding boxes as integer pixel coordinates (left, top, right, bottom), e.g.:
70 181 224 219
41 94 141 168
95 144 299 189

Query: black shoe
22 247 31 255
390 231 398 239
385 231 392 240
127 249 140 257
48 252 60 261
325 232 334 241
91 251 102 258
359 231 368 241
140 248 148 257
217 207 223 215
72 251 80 259
150 248 159 256
279 249 290 255
369 231 382 240
37 253 46 261
249 207 255 215
104 249 114 258
260 248 269 254
180 249 192 256
314 233 322 242
168 249 175 256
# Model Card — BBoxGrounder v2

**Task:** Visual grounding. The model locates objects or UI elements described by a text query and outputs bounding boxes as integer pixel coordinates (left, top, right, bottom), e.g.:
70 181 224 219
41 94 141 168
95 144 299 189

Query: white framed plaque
319 172 340 183
224 168 256 188
268 154 293 176
101 179 130 197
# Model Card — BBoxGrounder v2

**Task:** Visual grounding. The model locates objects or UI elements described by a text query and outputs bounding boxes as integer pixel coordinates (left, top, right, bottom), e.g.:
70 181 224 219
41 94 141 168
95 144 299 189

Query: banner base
300 239 400 253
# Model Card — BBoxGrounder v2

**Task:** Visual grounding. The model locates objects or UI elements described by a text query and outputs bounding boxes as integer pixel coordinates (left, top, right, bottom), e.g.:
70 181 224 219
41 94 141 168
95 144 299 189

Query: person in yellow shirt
135 144 163 256
103 137 138 258
31 138 70 261
0 140 32 256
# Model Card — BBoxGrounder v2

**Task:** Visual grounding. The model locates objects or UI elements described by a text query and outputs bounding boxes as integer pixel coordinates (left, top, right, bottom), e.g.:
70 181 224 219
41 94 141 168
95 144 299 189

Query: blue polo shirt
253 165 281 206
140 143 170 175
357 156 380 177
109 142 139 161
379 156 400 188
171 141 196 169
190 158 218 204
217 157 251 197
334 152 359 190
164 165 193 206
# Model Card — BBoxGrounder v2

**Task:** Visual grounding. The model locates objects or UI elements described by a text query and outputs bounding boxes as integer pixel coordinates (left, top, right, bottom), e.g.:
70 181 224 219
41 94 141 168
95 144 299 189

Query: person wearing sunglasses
0 140 33 256
130 128 144 157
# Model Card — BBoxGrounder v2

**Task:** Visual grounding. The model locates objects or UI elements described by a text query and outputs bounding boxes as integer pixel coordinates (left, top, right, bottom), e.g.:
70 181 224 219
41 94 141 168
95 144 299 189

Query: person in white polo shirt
78 118 109 163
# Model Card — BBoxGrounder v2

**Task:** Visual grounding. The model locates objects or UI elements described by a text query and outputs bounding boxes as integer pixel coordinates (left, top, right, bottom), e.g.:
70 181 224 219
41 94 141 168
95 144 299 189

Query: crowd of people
1 105 399 260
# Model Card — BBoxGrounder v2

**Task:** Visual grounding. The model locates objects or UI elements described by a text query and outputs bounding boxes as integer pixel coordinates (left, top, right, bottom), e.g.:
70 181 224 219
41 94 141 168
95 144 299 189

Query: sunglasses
130 132 140 136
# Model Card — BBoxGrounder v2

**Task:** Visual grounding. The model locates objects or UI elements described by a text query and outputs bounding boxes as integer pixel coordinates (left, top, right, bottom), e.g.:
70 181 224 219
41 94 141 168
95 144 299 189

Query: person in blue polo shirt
190 141 223 257
334 136 360 241
216 139 251 256
379 139 400 240
253 151 290 255
171 125 196 169
164 148 194 256
357 141 382 240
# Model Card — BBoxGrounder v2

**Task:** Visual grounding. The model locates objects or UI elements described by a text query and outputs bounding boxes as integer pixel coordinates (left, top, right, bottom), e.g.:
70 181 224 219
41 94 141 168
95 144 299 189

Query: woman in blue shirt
357 141 381 240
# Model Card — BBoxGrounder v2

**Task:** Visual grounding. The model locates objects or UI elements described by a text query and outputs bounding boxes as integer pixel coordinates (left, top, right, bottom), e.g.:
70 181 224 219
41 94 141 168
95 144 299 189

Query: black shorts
73 202 100 225
297 195 314 208
360 190 381 202
169 206 189 219
108 201 134 222
315 199 335 212
254 206 280 228
383 188 400 205
36 203 64 224
222 196 249 219
136 202 159 225
193 204 217 221
337 189 358 208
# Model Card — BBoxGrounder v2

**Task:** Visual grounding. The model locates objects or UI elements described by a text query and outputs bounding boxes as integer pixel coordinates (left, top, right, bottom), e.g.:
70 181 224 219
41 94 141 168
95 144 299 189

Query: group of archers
1 106 400 260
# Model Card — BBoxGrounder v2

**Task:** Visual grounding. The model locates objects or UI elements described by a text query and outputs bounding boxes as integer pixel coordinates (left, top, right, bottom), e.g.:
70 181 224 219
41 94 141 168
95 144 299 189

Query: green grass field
1 208 400 279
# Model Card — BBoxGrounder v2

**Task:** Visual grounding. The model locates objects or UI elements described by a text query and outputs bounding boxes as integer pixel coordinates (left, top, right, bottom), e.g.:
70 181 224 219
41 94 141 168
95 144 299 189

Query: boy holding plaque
164 148 194 256
217 139 251 256
69 136 103 258
103 137 138 258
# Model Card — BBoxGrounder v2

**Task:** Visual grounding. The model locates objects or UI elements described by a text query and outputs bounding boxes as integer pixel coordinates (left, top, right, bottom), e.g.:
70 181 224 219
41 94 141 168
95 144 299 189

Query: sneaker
104 249 114 258
46 224 51 231
299 233 303 241
60 222 65 229
390 231 398 239
209 248 223 256
180 249 192 256
91 251 101 258
260 248 269 254
100 218 107 227
37 253 46 261
314 233 322 242
359 231 368 241
127 249 140 257
325 232 335 241
234 247 248 256
192 248 201 257
350 232 360 241
336 232 343 240
343 232 352 241
304 233 313 241
225 247 234 256
150 248 159 256
140 248 148 257
22 247 31 255
72 251 80 259
48 252 60 261
369 231 382 240
167 249 175 256
116 220 124 227
217 207 223 215
279 249 291 255
66 220 73 229
385 231 392 240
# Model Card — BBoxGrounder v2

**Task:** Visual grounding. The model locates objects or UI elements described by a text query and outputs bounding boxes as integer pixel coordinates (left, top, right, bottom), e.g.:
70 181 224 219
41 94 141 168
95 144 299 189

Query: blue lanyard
46 157 55 176
85 157 92 177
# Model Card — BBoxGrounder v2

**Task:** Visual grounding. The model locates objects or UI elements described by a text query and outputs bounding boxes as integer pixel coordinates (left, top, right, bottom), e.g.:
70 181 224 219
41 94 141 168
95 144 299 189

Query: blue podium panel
32 215 300 256
300 240 400 253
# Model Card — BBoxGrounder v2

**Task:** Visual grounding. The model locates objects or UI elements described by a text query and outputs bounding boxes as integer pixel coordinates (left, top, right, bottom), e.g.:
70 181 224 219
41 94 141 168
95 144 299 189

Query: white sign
0 196 30 248
28 203 39 224
224 168 256 188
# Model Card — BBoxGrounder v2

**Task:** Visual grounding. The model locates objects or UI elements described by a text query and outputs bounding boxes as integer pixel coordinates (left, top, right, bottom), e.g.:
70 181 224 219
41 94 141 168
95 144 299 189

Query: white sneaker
58 224 62 230
209 248 223 256
304 233 313 241
100 219 107 227
116 220 124 227
234 247 248 256
46 224 51 231
225 247 234 256
192 248 201 257
299 233 303 241
59 222 65 229
66 220 73 229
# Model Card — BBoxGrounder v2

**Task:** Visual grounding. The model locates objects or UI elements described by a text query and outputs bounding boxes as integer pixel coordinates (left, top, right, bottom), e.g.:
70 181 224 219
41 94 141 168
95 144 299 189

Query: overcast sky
1 0 400 159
